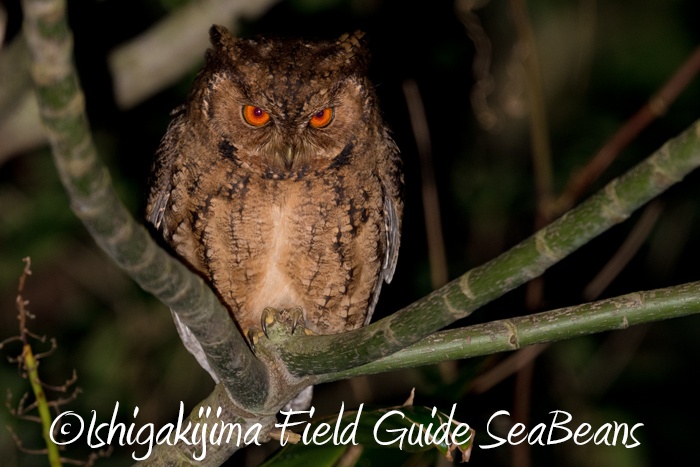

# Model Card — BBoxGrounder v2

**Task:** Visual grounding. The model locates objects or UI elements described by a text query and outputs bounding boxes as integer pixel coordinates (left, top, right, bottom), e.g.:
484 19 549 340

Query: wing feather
364 136 404 325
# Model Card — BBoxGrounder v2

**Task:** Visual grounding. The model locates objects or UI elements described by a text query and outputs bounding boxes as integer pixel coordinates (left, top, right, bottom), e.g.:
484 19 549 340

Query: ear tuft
336 30 370 72
209 24 236 51
338 30 367 55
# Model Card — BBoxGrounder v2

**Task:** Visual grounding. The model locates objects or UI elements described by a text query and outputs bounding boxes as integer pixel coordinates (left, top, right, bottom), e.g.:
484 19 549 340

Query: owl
146 25 403 358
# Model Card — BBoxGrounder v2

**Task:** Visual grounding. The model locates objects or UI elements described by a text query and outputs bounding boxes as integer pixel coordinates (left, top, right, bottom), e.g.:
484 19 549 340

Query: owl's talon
289 307 304 335
247 326 261 353
261 307 278 338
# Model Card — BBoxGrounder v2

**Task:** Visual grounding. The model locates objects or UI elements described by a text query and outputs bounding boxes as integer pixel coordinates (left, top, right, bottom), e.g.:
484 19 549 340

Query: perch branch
274 118 700 376
133 384 276 467
317 280 700 382
20 0 269 411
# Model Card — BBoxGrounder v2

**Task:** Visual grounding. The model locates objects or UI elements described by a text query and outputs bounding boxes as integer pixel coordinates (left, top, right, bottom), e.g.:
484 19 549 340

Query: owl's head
184 25 381 179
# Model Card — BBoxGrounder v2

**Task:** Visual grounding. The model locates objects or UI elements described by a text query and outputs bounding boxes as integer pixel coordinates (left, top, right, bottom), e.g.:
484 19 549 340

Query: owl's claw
261 307 278 338
256 307 314 339
288 307 317 335
289 307 304 335
246 326 261 353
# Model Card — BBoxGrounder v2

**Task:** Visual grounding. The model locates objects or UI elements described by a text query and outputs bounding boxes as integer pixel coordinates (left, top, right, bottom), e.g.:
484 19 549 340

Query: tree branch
1 0 281 163
272 118 700 376
0 35 41 165
133 383 276 467
20 0 269 411
109 0 281 109
554 44 700 214
317 280 700 383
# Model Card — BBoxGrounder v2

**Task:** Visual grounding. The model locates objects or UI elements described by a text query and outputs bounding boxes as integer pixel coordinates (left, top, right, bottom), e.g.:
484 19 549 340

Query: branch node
459 269 476 300
534 229 558 262
601 180 629 222
504 319 520 349
650 150 684 185
105 214 133 246
442 295 467 320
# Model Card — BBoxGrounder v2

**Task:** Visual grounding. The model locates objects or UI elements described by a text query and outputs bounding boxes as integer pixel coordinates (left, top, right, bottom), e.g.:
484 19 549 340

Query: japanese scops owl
146 25 404 380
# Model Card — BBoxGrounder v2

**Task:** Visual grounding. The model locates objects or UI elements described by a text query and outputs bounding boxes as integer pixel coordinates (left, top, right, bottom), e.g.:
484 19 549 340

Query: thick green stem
317 281 700 382
133 384 276 467
277 119 700 376
20 0 269 410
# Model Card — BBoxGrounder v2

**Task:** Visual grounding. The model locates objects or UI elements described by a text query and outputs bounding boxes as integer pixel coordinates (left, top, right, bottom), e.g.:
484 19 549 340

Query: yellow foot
261 307 278 338
288 307 317 335
255 306 316 342
246 325 263 353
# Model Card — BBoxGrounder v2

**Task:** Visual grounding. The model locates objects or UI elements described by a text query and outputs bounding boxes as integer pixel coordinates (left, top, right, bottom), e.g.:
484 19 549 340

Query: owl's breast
169 167 385 335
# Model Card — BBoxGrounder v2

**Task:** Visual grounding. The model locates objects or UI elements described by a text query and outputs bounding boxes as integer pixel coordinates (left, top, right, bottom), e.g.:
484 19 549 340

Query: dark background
1 0 700 465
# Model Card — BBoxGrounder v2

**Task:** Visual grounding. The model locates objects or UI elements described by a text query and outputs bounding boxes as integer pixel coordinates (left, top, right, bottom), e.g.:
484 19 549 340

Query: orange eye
243 105 270 126
310 108 334 128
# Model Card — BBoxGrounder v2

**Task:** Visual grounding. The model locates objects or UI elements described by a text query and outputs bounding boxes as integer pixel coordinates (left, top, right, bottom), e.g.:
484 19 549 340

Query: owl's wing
364 139 404 325
382 190 401 284
145 112 184 231
147 189 170 229
380 136 404 285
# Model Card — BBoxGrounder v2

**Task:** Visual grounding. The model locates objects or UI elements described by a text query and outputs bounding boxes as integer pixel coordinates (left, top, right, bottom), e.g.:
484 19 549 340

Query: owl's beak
284 145 294 170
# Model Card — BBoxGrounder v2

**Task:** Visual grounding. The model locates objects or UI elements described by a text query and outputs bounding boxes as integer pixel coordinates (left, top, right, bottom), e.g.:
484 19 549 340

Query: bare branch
274 118 700 376
109 0 281 109
20 0 270 411
318 280 700 383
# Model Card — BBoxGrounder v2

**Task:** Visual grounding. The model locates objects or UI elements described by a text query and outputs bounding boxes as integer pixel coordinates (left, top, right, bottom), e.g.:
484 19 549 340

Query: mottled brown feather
147 25 403 336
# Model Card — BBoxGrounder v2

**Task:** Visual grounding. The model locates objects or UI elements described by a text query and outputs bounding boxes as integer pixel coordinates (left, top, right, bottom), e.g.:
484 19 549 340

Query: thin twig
455 0 500 132
577 324 649 397
555 44 700 214
33 337 57 360
39 369 78 392
469 343 549 394
508 2 552 464
512 358 534 467
583 200 664 301
45 388 82 409
0 336 22 349
6 426 49 455
402 79 449 290
509 0 554 221
6 390 43 423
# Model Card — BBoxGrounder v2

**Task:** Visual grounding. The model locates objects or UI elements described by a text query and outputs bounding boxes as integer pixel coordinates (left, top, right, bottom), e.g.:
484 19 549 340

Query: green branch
19 0 269 411
317 281 700 382
134 384 276 467
275 119 700 376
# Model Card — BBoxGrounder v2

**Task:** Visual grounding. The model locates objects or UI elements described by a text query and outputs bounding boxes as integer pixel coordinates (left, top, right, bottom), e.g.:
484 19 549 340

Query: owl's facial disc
203 62 368 176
